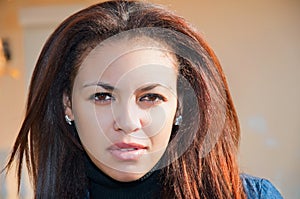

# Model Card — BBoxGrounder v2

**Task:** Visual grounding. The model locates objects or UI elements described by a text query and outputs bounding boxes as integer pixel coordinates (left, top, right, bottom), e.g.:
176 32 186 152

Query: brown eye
90 92 115 104
139 93 166 105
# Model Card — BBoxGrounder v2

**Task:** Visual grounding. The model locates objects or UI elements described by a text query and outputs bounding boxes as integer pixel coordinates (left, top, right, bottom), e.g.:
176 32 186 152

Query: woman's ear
63 92 74 120
175 96 183 117
173 97 183 126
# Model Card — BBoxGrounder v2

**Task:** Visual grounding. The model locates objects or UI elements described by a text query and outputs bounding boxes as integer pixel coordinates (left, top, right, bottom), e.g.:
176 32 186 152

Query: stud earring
174 115 182 126
65 115 72 125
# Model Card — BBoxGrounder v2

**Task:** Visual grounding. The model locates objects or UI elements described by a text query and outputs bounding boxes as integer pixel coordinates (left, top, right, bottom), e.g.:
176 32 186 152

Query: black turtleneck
85 158 162 199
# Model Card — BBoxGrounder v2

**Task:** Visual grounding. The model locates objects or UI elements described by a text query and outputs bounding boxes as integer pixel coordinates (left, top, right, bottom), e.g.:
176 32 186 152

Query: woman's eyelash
89 93 166 104
139 93 166 102
90 92 114 102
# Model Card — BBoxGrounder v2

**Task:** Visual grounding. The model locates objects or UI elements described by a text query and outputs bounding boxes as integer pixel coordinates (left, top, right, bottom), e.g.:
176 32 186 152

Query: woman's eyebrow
139 84 163 92
83 82 115 91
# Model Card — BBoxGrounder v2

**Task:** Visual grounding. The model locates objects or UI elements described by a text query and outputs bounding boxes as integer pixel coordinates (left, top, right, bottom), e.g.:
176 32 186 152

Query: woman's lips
108 142 148 161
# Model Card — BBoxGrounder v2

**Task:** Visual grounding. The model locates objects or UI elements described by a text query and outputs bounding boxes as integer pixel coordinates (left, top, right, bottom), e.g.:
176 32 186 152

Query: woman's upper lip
108 142 148 150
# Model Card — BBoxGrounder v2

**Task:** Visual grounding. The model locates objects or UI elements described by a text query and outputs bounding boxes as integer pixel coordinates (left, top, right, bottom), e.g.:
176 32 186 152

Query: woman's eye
90 93 114 103
139 93 166 105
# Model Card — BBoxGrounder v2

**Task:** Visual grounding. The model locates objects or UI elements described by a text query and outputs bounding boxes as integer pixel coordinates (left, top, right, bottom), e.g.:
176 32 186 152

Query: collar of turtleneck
85 158 162 199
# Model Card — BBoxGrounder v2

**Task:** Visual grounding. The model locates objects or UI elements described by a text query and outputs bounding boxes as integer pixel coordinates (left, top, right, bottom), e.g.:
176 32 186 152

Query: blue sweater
241 174 283 199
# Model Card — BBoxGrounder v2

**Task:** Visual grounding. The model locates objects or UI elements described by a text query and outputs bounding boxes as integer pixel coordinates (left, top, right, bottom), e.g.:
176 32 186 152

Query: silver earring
65 115 72 125
174 115 182 126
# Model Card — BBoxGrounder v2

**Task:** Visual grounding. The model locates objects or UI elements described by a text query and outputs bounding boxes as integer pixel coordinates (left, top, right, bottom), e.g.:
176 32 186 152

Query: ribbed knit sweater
86 159 161 199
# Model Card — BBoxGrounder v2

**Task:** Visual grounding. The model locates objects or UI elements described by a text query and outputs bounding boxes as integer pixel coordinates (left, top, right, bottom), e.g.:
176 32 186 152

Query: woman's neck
85 157 162 199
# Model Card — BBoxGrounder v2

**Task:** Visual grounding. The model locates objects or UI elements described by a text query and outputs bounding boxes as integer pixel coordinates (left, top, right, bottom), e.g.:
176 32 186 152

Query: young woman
6 1 283 198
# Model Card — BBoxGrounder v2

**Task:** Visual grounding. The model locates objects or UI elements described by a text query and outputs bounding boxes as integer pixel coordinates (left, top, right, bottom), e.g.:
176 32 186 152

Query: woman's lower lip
109 148 147 161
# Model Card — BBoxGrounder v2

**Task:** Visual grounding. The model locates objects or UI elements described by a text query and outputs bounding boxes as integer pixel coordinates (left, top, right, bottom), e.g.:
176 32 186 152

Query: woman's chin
87 149 160 182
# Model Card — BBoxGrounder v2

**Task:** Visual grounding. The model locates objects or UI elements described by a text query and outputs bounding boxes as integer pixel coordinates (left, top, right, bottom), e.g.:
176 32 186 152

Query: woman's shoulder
240 173 284 199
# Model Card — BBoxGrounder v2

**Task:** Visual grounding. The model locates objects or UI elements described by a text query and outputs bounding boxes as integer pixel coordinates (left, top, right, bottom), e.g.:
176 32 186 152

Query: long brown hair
6 1 246 198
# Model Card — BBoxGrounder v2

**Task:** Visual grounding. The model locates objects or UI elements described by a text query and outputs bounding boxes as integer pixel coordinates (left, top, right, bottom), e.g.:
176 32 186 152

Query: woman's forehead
78 37 177 73
90 36 174 62
74 38 178 91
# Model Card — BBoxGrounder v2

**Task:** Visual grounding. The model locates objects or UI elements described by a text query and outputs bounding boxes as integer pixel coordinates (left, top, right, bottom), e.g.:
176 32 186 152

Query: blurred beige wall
0 0 299 198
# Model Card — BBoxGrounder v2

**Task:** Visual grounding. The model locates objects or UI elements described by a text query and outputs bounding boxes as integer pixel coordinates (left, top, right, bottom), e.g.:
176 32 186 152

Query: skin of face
64 38 178 182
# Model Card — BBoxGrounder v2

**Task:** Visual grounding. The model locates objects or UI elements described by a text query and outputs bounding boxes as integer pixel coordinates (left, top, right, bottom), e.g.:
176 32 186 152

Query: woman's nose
112 100 148 134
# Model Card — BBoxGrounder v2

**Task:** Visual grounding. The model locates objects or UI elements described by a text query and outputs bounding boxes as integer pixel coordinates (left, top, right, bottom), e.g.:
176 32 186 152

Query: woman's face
66 38 178 182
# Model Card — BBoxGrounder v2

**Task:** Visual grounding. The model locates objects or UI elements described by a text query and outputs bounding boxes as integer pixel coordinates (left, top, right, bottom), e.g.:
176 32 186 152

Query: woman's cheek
74 106 114 158
144 107 175 146
72 101 105 138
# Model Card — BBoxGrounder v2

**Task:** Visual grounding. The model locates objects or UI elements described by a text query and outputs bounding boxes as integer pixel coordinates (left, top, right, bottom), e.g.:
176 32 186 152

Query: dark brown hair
6 1 246 198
